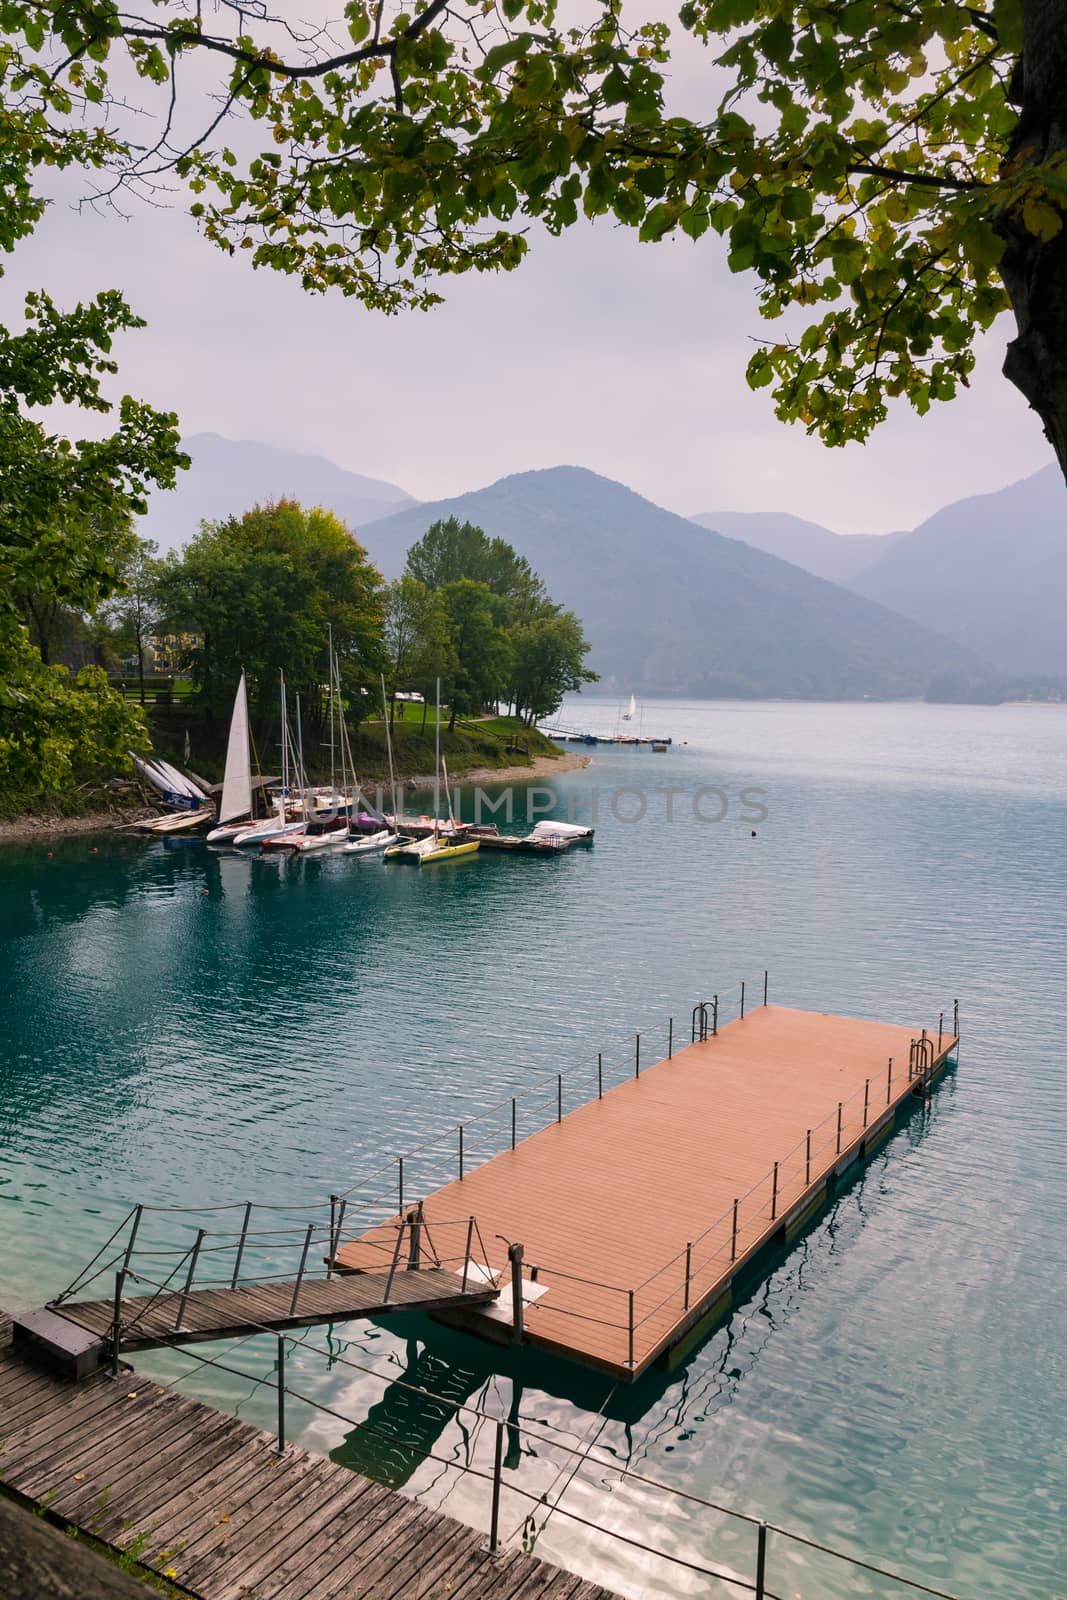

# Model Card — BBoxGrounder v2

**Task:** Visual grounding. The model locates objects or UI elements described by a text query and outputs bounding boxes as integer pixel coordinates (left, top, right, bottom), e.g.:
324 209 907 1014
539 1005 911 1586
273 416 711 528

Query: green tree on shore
383 575 455 726
156 500 386 723
0 290 187 797
510 612 598 725
439 580 512 729
101 538 163 705
404 517 596 723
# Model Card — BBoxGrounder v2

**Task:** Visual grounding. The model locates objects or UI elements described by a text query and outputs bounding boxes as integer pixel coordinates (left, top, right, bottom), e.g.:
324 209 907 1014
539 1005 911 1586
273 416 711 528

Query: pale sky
7 12 1054 535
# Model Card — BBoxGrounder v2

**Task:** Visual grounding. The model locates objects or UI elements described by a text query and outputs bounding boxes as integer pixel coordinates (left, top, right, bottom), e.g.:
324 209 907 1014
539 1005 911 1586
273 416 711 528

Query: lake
1 698 1064 1599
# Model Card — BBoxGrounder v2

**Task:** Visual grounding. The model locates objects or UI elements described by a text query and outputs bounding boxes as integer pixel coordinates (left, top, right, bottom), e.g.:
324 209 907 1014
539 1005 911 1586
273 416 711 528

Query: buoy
751 830 757 838
47 851 53 859
92 847 98 853
202 888 209 896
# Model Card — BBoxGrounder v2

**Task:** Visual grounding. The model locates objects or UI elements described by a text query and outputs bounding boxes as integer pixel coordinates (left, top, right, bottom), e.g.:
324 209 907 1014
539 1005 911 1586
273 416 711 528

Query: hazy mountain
847 466 1067 675
690 510 903 584
139 433 415 551
359 466 986 699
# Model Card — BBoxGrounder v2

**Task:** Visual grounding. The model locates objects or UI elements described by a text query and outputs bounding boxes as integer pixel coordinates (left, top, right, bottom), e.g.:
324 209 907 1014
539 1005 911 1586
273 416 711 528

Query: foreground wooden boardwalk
0 1340 618 1600
337 1005 956 1379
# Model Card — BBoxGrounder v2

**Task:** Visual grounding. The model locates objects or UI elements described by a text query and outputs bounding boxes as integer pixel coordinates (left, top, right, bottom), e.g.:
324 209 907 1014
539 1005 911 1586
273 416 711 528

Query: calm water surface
1 699 1065 1599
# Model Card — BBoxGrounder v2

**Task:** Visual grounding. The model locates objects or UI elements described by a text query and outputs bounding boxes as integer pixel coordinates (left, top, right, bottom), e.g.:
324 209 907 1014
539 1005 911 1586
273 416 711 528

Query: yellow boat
418 839 480 865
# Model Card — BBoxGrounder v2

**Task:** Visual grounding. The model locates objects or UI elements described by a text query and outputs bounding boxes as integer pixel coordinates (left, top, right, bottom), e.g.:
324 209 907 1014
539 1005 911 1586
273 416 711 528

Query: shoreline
0 752 592 844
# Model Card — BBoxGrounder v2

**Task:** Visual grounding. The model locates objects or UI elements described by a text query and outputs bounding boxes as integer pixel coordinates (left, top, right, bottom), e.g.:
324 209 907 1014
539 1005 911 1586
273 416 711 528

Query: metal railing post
755 1521 768 1600
486 1419 504 1554
231 1201 253 1289
398 1156 404 1214
740 980 746 1020
407 1203 423 1271
954 997 959 1038
109 1270 125 1378
836 1102 843 1155
462 1217 474 1291
635 1033 641 1079
330 1199 347 1275
289 1223 315 1316
938 1012 944 1053
508 1243 524 1345
683 1243 692 1310
668 1017 673 1059
120 1205 144 1277
731 1199 739 1263
384 1216 406 1301
771 1162 778 1221
627 1289 635 1368
174 1229 205 1331
763 970 768 1007
276 1336 286 1453
887 1057 893 1106
557 1074 563 1122
511 1098 517 1149
863 1079 869 1129
805 1129 811 1186
459 1124 464 1180
713 995 718 1036
597 1053 603 1099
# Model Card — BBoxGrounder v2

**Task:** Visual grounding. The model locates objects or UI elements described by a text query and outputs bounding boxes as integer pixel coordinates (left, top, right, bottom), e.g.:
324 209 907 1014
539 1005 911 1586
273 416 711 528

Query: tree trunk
1000 0 1067 486
137 632 146 705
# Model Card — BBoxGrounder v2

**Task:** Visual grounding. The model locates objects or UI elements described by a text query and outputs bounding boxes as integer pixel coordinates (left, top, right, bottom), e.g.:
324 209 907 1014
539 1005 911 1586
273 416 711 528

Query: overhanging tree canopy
6 2 1067 475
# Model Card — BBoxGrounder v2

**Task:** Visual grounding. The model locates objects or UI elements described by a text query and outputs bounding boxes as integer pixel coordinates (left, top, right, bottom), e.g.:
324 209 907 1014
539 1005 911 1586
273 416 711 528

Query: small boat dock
336 1001 957 1380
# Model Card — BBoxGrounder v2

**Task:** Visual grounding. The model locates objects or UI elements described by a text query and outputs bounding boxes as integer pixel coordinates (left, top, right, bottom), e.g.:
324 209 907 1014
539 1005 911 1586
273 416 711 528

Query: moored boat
206 673 253 843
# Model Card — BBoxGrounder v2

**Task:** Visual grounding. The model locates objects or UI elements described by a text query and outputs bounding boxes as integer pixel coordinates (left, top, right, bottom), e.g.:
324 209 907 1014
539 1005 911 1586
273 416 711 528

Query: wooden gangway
32 1268 493 1355
0 1336 617 1600
336 1002 958 1380
18 1210 499 1378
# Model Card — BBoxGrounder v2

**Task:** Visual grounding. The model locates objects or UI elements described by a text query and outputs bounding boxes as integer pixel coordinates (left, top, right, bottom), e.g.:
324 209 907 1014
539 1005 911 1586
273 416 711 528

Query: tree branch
847 160 982 191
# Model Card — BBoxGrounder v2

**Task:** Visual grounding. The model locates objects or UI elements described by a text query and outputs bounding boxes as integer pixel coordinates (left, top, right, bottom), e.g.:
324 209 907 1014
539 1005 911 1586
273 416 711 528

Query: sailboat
206 674 254 844
622 693 637 722
417 689 479 867
232 673 309 847
299 646 365 852
343 672 399 857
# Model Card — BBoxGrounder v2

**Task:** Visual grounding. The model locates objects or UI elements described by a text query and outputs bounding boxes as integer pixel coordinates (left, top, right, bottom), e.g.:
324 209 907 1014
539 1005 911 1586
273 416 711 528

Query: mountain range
138 433 1067 698
140 433 414 550
688 510 903 584
357 467 982 699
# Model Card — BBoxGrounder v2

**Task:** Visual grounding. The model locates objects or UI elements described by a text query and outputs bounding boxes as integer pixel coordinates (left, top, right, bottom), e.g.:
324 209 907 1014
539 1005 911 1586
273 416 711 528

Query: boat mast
295 692 308 823
434 675 441 842
327 624 336 805
380 672 398 822
279 670 289 819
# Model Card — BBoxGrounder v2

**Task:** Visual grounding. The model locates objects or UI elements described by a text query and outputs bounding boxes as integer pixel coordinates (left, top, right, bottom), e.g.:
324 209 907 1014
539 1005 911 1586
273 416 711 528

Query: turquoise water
1 699 1065 1598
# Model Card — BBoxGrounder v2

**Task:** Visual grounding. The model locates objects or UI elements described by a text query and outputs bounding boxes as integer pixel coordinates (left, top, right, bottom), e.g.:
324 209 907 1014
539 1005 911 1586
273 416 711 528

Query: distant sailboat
206 673 253 844
623 693 637 722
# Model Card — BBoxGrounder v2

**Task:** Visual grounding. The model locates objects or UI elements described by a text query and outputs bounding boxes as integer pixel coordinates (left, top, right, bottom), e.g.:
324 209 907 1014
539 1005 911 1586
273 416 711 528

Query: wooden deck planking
53 1264 496 1352
336 1005 955 1377
0 1346 622 1600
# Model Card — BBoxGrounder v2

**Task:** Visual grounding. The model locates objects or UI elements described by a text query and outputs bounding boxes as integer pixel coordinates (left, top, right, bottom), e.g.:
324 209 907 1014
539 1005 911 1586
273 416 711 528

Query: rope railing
117 1262 968 1600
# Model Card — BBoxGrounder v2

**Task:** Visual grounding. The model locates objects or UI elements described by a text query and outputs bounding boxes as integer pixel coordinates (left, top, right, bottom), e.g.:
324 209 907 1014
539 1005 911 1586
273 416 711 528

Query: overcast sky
8 19 1055 535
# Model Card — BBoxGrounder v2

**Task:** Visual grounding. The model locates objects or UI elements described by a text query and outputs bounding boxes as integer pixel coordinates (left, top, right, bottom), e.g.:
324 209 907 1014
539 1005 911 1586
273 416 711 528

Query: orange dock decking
336 1006 956 1380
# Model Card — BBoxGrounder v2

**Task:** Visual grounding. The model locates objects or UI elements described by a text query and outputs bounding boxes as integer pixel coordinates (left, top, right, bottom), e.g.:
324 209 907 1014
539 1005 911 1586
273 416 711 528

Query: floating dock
336 1005 956 1380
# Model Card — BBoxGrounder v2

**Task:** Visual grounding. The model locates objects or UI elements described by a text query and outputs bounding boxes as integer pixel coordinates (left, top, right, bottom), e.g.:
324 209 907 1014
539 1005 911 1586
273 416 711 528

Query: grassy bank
148 709 563 785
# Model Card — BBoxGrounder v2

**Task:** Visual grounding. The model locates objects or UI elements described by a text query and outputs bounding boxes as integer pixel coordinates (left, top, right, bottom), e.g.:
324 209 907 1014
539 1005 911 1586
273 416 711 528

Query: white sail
219 673 253 823
623 694 636 721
